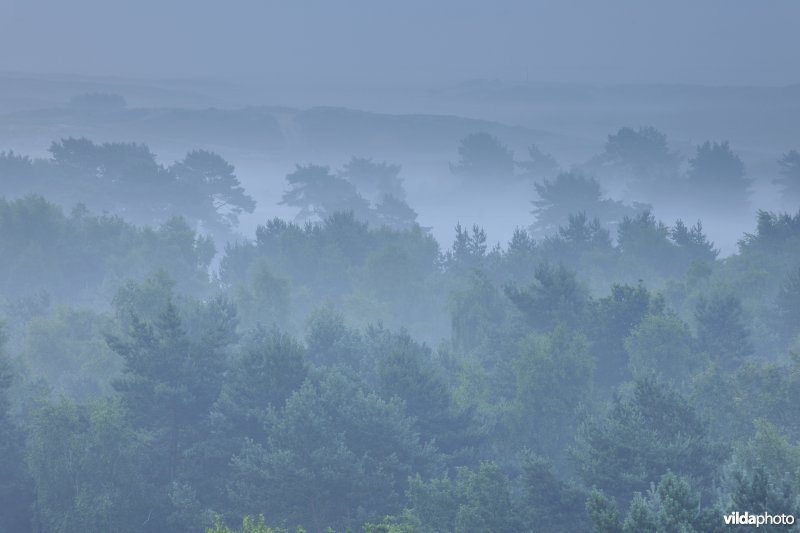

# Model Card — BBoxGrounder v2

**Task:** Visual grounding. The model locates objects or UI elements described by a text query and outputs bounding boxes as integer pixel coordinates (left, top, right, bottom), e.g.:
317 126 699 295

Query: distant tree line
280 156 419 231
0 139 255 238
449 127 800 214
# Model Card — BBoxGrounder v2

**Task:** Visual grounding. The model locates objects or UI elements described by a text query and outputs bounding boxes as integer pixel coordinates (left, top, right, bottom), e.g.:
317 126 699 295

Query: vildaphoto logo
724 511 795 527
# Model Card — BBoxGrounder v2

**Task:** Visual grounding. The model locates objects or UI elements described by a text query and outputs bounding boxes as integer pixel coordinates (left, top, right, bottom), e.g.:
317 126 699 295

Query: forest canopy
1 127 799 533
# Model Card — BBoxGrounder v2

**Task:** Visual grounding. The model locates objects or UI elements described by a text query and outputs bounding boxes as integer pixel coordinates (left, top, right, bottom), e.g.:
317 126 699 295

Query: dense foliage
1 132 799 532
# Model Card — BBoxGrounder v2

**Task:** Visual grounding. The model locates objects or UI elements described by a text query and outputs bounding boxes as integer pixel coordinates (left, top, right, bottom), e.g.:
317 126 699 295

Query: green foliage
26 398 157 532
228 370 432 531
536 212 616 290
363 516 418 533
590 472 723 533
585 489 622 533
399 474 458 532
21 306 120 401
403 462 520 533
775 265 800 343
353 234 438 333
535 211 717 288
0 195 214 304
113 269 178 328
704 209 800 353
617 211 674 274
222 212 442 341
590 283 664 389
728 468 799 533
573 378 725 505
215 329 307 437
452 463 520 532
207 514 307 533
542 211 614 268
449 271 508 354
109 299 233 486
625 313 701 384
199 328 308 507
446 223 488 274
519 454 592 532
730 420 800 483
507 327 594 458
0 325 34 532
234 261 292 332
304 306 368 370
201 328 309 510
622 493 658 532
722 421 800 528
505 262 590 332
376 328 482 464
502 227 538 282
694 292 753 370
670 219 719 266
740 210 800 254
693 357 800 444
5 135 800 533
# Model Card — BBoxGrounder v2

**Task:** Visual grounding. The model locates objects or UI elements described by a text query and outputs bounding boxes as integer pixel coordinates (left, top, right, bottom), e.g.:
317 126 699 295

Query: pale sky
1 0 798 86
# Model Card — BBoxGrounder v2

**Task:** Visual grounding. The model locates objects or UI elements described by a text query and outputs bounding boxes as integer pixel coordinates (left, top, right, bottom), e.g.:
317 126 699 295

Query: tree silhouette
450 132 515 181
775 150 800 203
280 164 370 222
517 144 559 180
603 126 678 177
531 171 645 236
0 150 35 197
171 149 255 232
339 156 405 202
48 138 178 222
372 194 418 230
687 141 751 210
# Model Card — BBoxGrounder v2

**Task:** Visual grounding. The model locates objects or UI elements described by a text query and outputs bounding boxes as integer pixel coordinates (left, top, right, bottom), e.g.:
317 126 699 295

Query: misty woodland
1 108 799 532
2 2 800 532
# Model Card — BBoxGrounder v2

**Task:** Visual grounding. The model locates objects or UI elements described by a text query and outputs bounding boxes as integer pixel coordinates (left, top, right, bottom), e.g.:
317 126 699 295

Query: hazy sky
2 0 798 87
